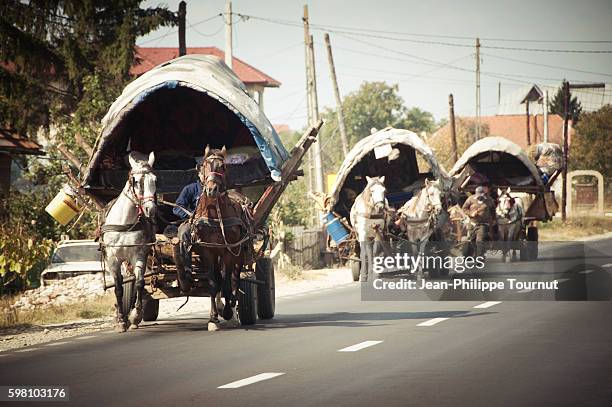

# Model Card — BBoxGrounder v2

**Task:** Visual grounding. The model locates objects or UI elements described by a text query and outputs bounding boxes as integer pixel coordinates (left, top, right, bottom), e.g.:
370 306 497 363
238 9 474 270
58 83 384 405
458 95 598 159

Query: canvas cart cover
328 127 448 219
449 136 544 187
82 54 289 192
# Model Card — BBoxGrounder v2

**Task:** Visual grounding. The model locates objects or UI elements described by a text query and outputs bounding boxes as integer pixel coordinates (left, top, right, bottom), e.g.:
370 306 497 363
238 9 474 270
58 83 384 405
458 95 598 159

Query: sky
138 0 612 131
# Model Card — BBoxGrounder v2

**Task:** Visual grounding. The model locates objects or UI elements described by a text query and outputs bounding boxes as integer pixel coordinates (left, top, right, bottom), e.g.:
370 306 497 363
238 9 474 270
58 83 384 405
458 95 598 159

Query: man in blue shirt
172 169 205 292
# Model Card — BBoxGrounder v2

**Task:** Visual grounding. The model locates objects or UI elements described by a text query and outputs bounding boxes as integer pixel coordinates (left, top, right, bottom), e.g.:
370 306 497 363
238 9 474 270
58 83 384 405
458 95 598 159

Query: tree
571 105 612 187
401 107 436 135
1 0 176 142
549 84 582 123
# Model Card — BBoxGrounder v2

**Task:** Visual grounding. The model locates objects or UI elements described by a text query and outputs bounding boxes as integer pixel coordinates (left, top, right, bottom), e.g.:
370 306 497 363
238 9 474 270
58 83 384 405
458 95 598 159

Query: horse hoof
129 324 139 330
128 308 143 326
208 321 221 332
114 323 127 333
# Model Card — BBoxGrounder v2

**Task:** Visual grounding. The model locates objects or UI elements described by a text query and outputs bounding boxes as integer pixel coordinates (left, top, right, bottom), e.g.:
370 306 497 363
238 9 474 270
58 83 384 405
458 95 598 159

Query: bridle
123 166 156 216
202 154 227 195
497 192 519 223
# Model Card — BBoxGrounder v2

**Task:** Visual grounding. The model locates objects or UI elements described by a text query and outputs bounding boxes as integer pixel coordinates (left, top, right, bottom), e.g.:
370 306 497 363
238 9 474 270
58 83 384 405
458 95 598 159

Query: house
132 46 281 111
0 128 44 219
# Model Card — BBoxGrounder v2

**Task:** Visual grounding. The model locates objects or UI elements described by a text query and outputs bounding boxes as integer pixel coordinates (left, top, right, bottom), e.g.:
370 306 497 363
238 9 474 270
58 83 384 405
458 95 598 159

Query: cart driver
171 166 206 292
462 185 495 256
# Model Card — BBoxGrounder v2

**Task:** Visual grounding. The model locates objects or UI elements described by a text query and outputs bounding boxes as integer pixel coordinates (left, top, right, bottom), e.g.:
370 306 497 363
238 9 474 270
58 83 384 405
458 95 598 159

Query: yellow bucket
45 186 81 226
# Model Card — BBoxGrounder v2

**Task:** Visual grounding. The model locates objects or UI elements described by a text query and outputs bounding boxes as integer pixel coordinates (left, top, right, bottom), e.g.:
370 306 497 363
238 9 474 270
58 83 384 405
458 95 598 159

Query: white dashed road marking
518 289 534 293
338 340 383 352
579 269 594 274
601 263 612 268
473 301 502 309
44 341 69 347
218 373 285 389
14 348 37 353
417 317 449 327
76 335 97 340
557 278 570 284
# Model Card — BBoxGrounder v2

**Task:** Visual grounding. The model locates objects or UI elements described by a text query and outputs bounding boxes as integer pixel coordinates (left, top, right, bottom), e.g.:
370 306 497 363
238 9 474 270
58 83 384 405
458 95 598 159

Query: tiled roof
132 46 281 87
432 114 571 149
0 128 44 155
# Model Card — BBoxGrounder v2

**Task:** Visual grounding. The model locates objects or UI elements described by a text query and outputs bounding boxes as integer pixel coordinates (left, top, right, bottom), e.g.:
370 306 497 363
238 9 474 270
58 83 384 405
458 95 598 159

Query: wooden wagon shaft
253 119 324 228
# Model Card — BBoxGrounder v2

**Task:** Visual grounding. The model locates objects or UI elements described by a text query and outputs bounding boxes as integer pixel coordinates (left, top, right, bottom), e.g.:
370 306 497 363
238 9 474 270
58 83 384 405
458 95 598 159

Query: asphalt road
1 238 611 406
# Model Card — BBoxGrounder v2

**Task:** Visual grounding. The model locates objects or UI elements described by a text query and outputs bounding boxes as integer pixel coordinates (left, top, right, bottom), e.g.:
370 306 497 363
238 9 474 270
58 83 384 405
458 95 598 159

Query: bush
0 224 53 294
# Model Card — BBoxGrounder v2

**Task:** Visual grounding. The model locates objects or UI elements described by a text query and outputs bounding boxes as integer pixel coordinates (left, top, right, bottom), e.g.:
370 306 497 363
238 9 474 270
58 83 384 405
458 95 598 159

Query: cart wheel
527 227 539 261
256 257 275 319
238 279 257 326
121 280 136 317
519 240 529 261
142 296 159 321
351 260 360 282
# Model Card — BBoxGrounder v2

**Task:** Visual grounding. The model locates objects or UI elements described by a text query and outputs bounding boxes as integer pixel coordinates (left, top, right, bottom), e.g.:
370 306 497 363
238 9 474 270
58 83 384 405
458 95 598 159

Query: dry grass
277 263 304 280
0 293 115 329
539 216 612 241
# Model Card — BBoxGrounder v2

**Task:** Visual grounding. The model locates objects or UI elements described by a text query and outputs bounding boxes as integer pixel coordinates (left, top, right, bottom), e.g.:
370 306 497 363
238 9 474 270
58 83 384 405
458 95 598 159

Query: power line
236 13 612 53
138 13 221 45
481 52 612 78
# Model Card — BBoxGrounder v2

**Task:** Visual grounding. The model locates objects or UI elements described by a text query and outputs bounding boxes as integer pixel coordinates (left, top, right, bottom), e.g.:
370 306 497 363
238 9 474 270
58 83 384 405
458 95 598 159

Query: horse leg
128 255 146 329
207 255 221 331
108 256 127 333
222 258 240 328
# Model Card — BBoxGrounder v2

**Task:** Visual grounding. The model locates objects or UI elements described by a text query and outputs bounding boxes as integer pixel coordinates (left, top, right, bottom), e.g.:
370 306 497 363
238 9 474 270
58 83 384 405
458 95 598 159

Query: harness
99 167 156 237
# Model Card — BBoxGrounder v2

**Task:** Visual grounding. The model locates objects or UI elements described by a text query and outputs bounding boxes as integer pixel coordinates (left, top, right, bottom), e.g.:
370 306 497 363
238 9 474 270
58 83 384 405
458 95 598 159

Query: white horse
102 151 157 332
395 179 444 277
496 187 524 262
350 176 388 282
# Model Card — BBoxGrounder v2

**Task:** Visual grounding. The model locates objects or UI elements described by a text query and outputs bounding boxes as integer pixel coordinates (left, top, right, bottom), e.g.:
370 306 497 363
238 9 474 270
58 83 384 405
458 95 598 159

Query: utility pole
543 90 549 143
324 33 349 156
303 5 324 195
448 94 458 164
525 101 531 146
303 5 314 203
178 1 186 56
475 38 481 140
497 81 501 106
561 80 569 222
308 33 324 194
224 0 233 69
561 81 605 221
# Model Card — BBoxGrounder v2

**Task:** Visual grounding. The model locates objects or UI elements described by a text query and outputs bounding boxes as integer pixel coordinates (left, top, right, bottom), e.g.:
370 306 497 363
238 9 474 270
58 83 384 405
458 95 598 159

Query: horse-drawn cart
81 55 321 329
448 136 561 261
324 127 450 281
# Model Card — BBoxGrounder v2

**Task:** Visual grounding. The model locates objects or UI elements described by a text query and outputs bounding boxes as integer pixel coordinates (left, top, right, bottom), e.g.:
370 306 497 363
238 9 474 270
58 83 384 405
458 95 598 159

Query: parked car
41 240 104 285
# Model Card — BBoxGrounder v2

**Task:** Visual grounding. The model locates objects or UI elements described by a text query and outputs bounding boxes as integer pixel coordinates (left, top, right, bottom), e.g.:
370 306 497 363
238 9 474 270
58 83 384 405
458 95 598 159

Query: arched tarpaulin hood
449 136 543 186
329 127 450 209
83 54 288 185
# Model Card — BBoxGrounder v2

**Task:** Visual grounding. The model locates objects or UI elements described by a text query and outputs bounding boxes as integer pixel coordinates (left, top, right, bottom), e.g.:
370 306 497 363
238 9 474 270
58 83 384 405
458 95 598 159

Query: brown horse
193 146 251 330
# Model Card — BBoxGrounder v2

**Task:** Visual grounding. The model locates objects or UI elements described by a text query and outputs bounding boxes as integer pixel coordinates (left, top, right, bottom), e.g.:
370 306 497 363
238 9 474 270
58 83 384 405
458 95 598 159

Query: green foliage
571 105 612 187
1 0 177 138
549 84 582 123
401 107 436 135
0 224 54 293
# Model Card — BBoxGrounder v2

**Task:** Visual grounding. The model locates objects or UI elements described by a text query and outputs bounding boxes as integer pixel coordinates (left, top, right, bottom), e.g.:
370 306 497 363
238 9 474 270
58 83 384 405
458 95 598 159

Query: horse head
365 176 386 213
202 145 227 198
496 187 516 218
127 151 157 219
423 179 443 215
